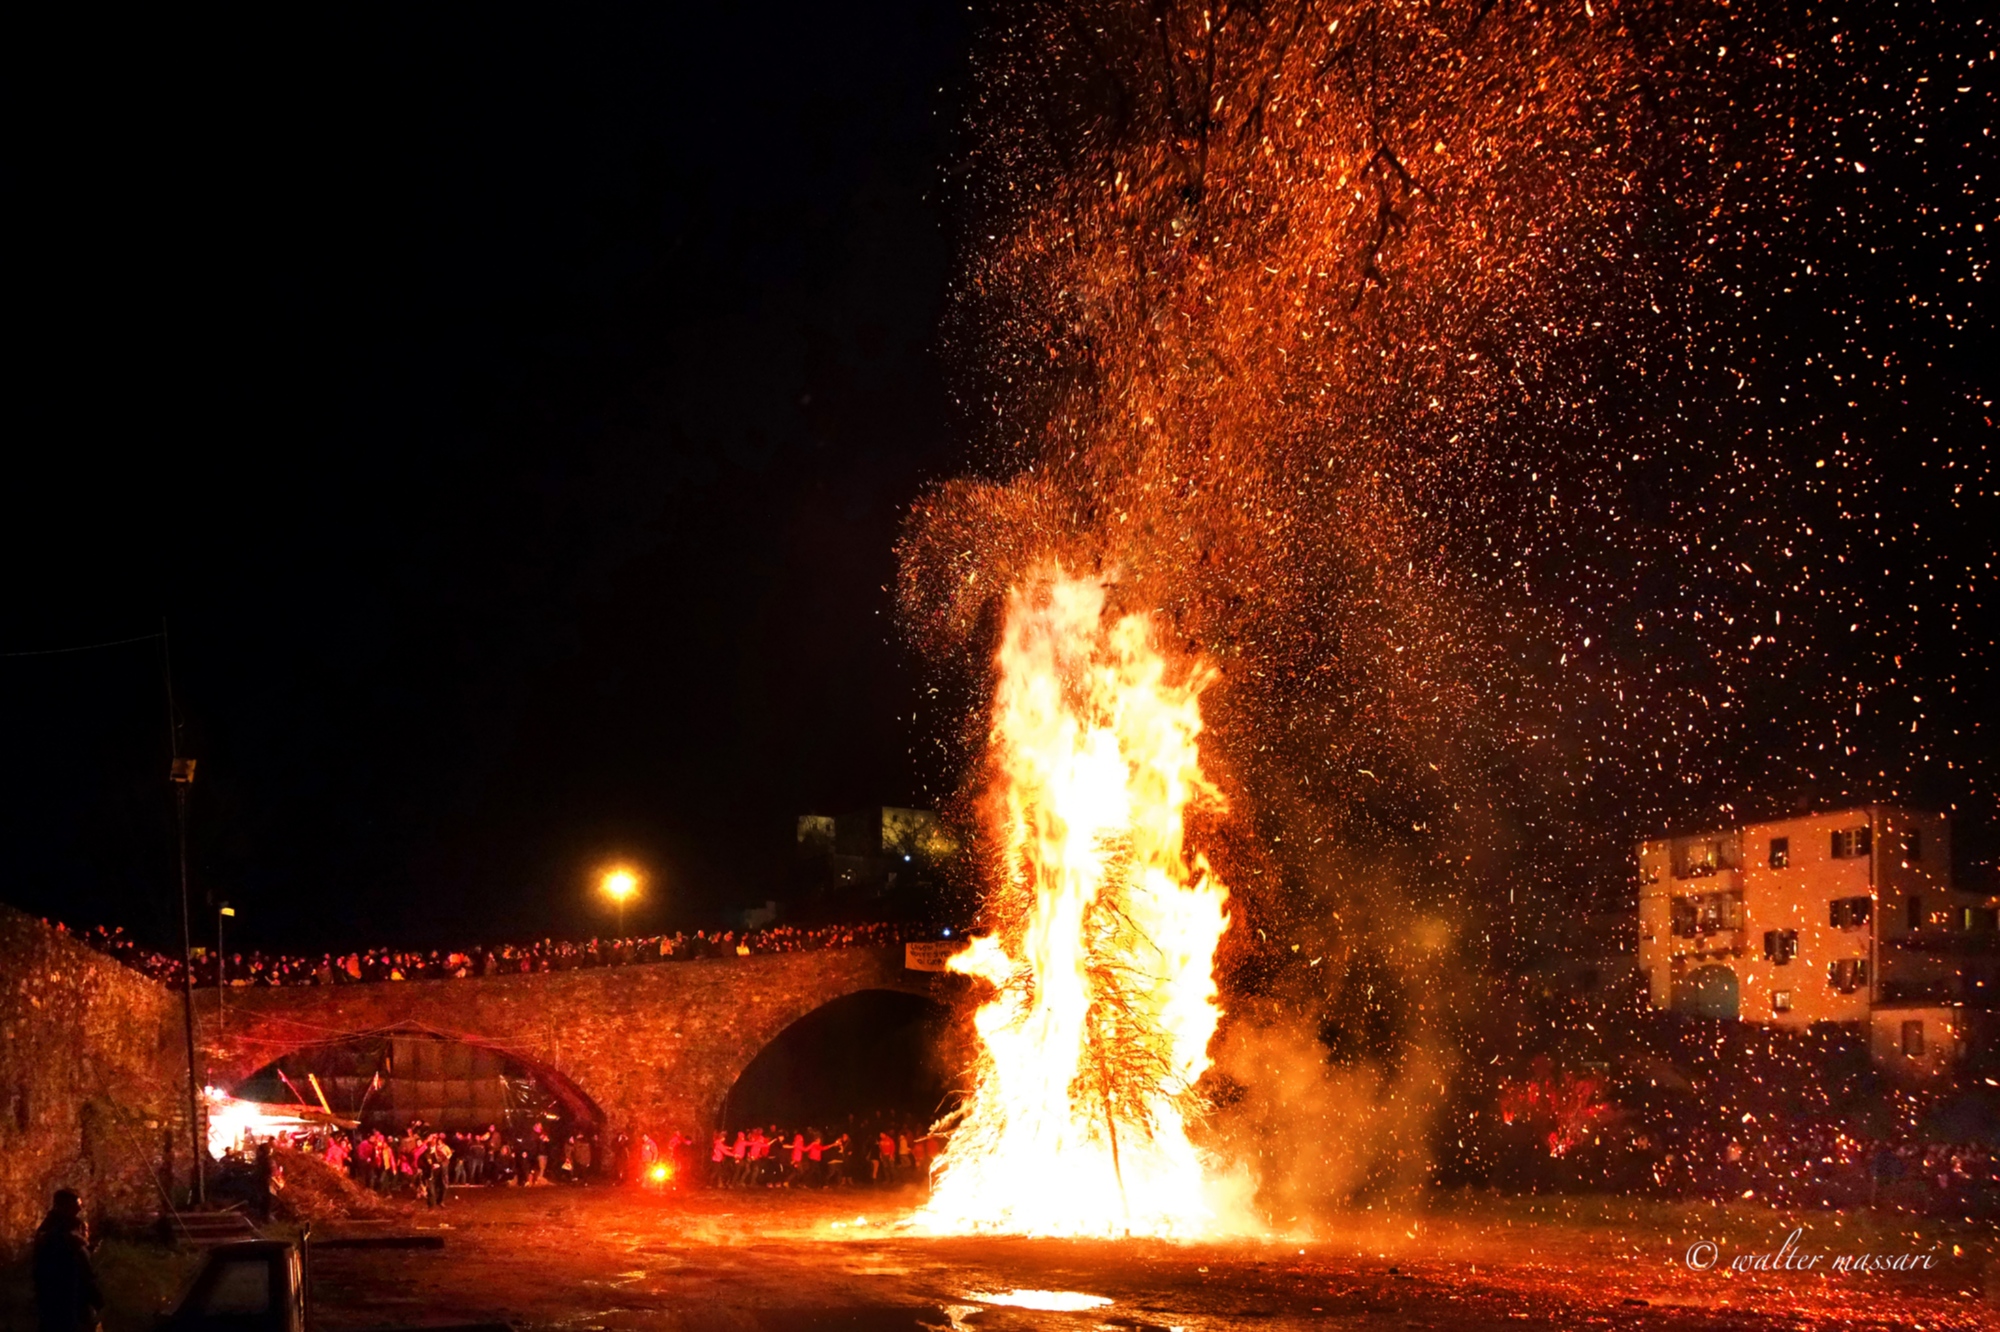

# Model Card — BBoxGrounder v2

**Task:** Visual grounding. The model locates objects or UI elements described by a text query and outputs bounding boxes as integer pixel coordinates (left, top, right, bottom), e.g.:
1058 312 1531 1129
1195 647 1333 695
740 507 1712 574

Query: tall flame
916 567 1233 1237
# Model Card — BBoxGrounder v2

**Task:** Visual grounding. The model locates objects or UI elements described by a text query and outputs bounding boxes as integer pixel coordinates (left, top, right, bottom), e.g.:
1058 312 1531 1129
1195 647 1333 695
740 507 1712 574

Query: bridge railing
60 919 958 989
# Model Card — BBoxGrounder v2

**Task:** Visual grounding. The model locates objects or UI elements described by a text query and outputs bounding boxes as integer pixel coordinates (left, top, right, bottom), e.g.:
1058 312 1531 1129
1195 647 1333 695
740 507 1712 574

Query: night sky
5 3 973 951
4 2 1995 960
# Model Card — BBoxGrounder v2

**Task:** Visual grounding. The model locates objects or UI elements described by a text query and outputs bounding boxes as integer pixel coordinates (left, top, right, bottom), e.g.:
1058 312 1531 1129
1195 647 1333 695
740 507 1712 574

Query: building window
1670 891 1744 938
1901 1020 1924 1058
1908 894 1924 932
1828 957 1870 994
1902 827 1923 862
1772 990 1792 1014
1968 907 2000 935
1831 826 1872 860
1672 838 1735 879
1762 929 1799 964
1830 896 1872 930
1769 837 1790 869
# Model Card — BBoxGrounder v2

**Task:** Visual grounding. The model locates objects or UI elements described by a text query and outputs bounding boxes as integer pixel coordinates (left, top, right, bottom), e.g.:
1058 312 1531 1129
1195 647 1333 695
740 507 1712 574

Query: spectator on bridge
69 917 945 988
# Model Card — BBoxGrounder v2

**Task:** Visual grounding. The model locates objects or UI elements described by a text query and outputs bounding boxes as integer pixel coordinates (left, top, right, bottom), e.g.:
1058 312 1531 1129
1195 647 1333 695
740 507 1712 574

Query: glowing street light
600 867 639 937
216 903 235 1038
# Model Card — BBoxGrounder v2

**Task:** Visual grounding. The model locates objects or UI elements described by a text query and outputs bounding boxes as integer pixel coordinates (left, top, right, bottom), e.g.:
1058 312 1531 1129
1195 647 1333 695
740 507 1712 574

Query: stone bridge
195 948 953 1138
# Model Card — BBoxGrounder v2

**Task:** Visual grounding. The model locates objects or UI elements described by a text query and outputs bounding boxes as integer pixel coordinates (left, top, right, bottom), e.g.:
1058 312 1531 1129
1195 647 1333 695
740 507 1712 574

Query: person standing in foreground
33 1189 102 1332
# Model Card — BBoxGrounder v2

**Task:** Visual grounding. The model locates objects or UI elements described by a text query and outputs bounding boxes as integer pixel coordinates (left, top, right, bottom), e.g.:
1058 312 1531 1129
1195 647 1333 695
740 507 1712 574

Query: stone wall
0 914 958 1254
0 906 189 1256
200 947 952 1139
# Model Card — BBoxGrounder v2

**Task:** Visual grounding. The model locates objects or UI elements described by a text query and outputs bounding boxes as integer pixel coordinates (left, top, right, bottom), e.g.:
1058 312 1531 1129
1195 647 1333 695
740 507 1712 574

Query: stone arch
714 988 957 1130
227 1023 607 1132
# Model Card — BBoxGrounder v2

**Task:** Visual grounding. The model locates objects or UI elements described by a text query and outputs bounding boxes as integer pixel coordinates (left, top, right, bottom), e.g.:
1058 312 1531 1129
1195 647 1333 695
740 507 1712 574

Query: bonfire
915 568 1234 1238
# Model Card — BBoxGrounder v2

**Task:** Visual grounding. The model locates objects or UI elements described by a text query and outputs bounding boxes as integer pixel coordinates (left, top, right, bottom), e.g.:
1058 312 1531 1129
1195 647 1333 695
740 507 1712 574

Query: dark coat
31 1214 102 1332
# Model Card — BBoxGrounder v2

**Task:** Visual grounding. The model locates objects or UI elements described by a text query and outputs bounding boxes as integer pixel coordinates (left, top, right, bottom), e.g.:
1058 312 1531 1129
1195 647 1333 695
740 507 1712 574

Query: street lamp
600 867 639 938
216 904 235 1037
169 752 203 1204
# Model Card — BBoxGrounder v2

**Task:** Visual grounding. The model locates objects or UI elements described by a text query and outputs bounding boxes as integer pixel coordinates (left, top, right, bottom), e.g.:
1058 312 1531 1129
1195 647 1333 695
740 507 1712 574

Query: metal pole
164 621 206 1206
216 907 226 1041
175 778 205 1205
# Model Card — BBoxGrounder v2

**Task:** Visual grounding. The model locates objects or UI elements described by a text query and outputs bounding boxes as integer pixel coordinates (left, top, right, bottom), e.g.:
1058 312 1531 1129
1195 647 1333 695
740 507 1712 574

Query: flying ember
915 567 1236 1238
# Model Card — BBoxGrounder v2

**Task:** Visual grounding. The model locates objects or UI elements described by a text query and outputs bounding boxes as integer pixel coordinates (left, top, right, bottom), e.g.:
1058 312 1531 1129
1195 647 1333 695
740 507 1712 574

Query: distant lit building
1637 806 1999 1076
792 806 961 915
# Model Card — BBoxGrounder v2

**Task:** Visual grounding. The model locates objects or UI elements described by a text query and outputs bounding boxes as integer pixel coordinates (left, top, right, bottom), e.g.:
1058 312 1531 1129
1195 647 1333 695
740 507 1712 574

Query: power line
0 631 165 658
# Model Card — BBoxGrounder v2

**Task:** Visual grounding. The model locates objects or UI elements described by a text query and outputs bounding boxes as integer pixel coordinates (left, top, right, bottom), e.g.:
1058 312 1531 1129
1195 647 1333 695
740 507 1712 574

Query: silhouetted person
252 1142 276 1222
33 1189 102 1332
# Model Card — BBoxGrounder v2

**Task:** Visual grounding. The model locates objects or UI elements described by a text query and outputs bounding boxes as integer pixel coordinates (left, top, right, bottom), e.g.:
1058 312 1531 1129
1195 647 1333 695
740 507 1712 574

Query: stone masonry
0 906 190 1255
198 947 949 1140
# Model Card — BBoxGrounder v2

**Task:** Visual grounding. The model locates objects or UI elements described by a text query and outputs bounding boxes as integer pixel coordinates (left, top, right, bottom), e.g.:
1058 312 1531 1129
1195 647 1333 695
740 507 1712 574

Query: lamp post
601 868 638 938
171 754 204 1205
216 904 234 1038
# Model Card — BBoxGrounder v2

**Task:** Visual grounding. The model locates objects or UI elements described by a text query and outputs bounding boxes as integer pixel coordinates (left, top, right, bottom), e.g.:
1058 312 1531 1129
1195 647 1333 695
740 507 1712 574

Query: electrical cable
0 631 164 658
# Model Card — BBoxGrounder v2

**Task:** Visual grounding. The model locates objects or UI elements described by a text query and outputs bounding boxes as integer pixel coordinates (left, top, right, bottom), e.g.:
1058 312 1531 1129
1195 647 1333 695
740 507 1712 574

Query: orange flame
916 567 1234 1237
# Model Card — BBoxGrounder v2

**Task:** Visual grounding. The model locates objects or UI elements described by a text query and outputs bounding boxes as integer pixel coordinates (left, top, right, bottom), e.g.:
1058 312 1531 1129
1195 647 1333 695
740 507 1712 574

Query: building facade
1637 806 1999 1076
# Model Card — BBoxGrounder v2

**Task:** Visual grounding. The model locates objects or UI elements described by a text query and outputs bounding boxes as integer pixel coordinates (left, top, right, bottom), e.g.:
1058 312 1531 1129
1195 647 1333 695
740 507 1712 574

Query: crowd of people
1637 1119 2000 1214
704 1119 944 1189
62 919 934 988
243 1111 943 1208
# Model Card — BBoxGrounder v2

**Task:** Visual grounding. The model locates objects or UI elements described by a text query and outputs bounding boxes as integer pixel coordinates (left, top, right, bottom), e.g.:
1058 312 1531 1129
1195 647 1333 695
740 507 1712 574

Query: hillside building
1637 805 1999 1076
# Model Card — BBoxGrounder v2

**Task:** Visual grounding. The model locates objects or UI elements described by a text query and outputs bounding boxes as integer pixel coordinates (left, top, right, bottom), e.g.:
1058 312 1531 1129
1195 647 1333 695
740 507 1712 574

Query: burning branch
913 567 1234 1237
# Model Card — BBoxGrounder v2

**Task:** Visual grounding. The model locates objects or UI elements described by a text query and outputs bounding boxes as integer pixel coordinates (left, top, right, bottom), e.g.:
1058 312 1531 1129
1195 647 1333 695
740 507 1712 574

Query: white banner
904 940 967 972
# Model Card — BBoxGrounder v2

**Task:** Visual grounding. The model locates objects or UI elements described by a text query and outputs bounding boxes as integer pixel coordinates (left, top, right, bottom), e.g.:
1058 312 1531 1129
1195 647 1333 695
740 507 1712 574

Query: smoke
899 0 1995 1220
1204 893 1470 1223
900 0 1663 937
898 0 1645 1223
1211 1010 1453 1224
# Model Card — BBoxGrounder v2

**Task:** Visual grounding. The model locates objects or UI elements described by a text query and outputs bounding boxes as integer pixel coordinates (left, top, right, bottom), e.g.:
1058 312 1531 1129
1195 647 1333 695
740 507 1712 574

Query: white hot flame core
204 1087 316 1159
965 1290 1114 1311
915 568 1233 1237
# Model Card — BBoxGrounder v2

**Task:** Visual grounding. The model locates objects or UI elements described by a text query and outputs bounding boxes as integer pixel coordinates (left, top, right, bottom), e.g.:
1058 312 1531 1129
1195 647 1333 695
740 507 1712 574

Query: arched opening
233 1028 603 1136
1671 965 1741 1021
721 990 956 1132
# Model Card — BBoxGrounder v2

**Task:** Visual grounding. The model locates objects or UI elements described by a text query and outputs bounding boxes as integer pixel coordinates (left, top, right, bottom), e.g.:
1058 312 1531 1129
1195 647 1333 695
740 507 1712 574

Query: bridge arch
231 1024 606 1133
717 988 959 1132
196 948 951 1140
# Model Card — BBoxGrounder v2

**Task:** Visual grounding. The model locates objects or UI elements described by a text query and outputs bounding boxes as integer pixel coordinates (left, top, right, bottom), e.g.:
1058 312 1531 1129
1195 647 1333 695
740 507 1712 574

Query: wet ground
300 1186 1998 1332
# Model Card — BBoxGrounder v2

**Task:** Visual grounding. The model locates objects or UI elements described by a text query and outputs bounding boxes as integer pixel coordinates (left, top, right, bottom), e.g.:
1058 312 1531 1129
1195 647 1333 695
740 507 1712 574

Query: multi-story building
1637 806 1999 1076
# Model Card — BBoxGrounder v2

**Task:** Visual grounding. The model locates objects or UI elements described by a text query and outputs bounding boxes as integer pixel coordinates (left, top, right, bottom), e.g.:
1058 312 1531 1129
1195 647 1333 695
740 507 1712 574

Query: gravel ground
292 1186 1996 1332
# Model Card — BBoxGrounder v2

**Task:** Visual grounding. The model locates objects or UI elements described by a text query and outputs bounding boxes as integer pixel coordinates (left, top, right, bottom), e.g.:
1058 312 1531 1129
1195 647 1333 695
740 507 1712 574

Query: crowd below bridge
61 919 935 987
232 1112 945 1209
